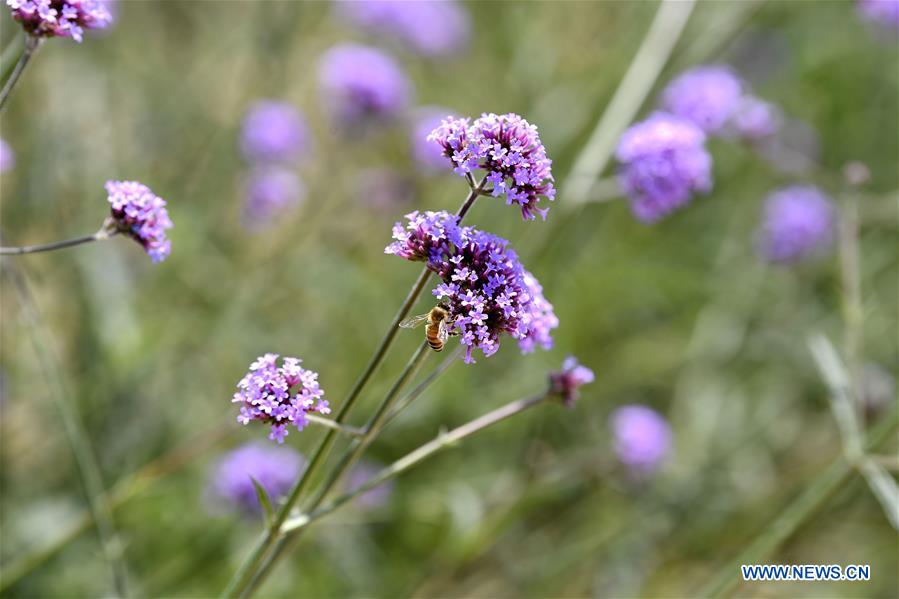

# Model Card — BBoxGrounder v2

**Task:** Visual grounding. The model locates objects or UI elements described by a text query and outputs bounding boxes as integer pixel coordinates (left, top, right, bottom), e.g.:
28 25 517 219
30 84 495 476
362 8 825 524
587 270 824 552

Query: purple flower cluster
335 0 471 58
386 211 557 363
240 101 311 165
427 113 556 220
210 442 305 515
610 404 671 474
232 354 329 443
105 180 172 262
318 44 411 127
732 96 782 142
0 139 14 173
549 356 595 407
7 0 111 42
411 107 455 171
858 0 899 29
757 185 834 264
661 66 744 134
615 112 712 223
243 167 305 230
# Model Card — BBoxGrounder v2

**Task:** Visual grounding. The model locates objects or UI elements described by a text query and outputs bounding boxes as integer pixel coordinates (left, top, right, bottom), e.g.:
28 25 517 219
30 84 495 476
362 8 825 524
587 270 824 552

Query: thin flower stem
240 342 432 598
562 0 697 207
221 181 484 598
305 413 365 437
698 402 898 599
3 264 129 597
382 345 463 429
0 231 109 255
281 392 550 535
0 35 41 112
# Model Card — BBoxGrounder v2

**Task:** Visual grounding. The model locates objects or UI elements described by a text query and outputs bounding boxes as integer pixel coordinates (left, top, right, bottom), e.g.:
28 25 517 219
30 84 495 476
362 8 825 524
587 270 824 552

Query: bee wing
437 319 450 343
399 313 431 329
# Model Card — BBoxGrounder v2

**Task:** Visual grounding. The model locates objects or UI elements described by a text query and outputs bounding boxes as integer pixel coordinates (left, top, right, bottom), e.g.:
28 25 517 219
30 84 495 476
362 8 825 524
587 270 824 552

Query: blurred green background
1 1 897 597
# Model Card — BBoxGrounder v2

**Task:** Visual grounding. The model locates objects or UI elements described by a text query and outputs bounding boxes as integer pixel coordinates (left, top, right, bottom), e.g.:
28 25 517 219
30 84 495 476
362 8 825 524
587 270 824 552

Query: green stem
221 179 484 599
304 414 365 437
562 0 697 207
241 342 432 597
0 231 108 255
3 265 129 597
0 35 41 112
282 393 549 535
698 402 898 599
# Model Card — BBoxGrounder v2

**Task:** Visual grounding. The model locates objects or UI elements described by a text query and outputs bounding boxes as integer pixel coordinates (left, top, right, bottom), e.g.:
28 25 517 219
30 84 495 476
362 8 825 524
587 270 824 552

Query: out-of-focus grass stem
2 264 129 597
0 230 111 255
838 187 864 420
698 401 898 598
0 34 41 112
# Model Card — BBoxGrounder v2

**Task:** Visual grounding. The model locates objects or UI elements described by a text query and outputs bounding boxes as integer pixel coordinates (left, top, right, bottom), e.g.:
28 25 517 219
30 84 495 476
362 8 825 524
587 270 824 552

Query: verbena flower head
210 442 305 515
240 101 311 164
335 0 470 58
427 113 556 220
0 138 14 173
386 211 557 363
661 65 743 134
615 112 712 223
549 356 595 407
732 95 782 142
757 185 835 264
105 180 173 262
7 0 111 42
412 107 456 171
858 0 899 29
318 44 411 127
610 404 671 474
232 354 329 443
345 461 394 510
243 167 305 230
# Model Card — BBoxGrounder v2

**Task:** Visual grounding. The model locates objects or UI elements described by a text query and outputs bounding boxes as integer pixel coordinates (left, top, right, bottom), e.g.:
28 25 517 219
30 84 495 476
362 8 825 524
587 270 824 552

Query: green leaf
250 477 274 527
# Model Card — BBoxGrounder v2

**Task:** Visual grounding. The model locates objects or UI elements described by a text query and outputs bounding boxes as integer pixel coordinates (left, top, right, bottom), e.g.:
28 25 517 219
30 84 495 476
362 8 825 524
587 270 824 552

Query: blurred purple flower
243 167 305 230
732 96 781 142
549 356 595 407
7 0 111 42
346 461 394 510
318 44 411 127
615 112 712 223
0 138 14 172
210 442 305 515
335 0 471 58
386 211 557 362
355 168 414 211
661 65 743 134
611 404 671 474
240 101 311 164
757 185 834 264
858 0 899 29
428 113 556 220
411 107 456 171
105 180 172 262
232 353 329 443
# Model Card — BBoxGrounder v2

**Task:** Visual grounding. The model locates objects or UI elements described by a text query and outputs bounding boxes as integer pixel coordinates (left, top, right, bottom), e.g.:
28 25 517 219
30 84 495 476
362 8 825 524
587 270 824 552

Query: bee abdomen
426 326 444 351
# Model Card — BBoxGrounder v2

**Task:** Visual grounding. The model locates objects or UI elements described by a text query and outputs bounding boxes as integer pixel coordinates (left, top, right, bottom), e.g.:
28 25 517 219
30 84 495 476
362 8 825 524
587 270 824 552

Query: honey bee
399 303 456 352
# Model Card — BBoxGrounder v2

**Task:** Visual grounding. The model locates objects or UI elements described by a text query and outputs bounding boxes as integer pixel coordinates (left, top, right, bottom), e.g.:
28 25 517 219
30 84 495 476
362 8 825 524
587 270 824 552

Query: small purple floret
7 0 111 42
427 113 555 220
318 44 411 127
732 95 782 142
412 107 456 171
611 404 671 474
549 356 595 407
386 211 557 363
105 180 172 262
615 112 712 223
232 354 329 443
0 139 14 173
757 185 834 264
210 442 305 515
661 65 743 134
